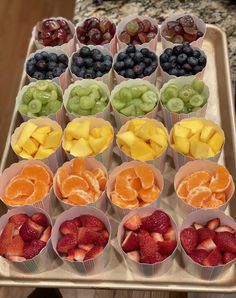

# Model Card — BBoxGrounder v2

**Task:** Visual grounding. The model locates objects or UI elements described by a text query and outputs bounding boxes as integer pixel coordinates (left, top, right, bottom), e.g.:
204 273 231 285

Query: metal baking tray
1 24 236 293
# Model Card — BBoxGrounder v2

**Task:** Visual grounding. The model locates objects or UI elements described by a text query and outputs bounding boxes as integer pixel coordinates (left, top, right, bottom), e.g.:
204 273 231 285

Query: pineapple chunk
190 141 211 159
70 138 93 157
121 145 131 156
150 140 163 156
20 150 33 160
117 131 137 147
99 125 112 137
44 129 62 149
130 140 156 161
88 136 106 153
180 120 204 134
174 137 190 155
90 127 101 138
66 121 90 140
200 126 215 142
63 140 73 151
135 122 156 141
128 119 146 133
208 147 215 158
208 132 224 153
13 144 22 154
32 131 47 145
173 124 191 140
34 146 54 159
22 138 39 156
35 126 51 135
156 127 168 138
17 122 38 147
150 134 168 148
189 132 201 143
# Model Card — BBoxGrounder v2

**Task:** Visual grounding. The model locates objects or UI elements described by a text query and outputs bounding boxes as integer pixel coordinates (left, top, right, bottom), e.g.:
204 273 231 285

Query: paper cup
117 207 178 277
32 17 76 56
69 45 113 90
110 79 159 129
116 118 168 173
160 76 209 131
75 17 117 56
106 161 164 219
53 157 108 212
180 209 236 280
63 79 110 122
170 117 225 170
0 205 55 273
51 205 111 275
117 14 158 51
62 117 114 169
11 118 64 173
113 45 158 84
24 46 71 92
160 13 206 49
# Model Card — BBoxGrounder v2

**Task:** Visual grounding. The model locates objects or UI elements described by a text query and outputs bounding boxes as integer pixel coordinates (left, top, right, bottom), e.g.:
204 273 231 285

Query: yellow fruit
190 141 211 159
128 118 146 133
34 146 54 159
35 126 51 135
150 140 163 156
31 131 47 145
208 132 224 154
99 125 112 137
173 124 191 139
88 136 106 153
13 144 22 154
90 127 101 138
20 150 33 159
189 132 200 143
180 120 204 134
117 131 137 147
70 138 93 157
208 147 215 158
121 145 131 156
63 140 73 151
22 138 39 156
135 122 156 141
200 126 215 142
130 139 156 161
17 122 38 147
174 137 190 155
156 127 168 138
65 121 90 140
44 129 62 149
150 134 168 148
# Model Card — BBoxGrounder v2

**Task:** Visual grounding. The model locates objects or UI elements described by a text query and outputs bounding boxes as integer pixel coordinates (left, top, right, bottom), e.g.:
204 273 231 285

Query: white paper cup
117 14 158 51
62 117 114 169
63 79 110 122
170 117 225 170
117 207 178 277
110 79 160 129
106 161 164 219
160 76 209 131
51 205 111 275
53 157 108 212
24 46 71 92
160 13 206 49
0 205 54 273
32 17 76 56
180 209 236 280
11 118 64 173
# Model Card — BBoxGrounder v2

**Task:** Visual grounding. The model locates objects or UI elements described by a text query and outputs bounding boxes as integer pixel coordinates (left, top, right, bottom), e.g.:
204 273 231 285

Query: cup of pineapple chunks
160 76 209 131
62 117 114 169
116 118 169 172
110 79 159 129
170 117 225 170
11 118 63 173
63 79 110 121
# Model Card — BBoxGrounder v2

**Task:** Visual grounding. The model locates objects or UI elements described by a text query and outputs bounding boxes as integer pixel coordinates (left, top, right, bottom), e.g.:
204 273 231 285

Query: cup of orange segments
0 160 53 213
54 157 108 211
106 161 163 218
174 160 235 215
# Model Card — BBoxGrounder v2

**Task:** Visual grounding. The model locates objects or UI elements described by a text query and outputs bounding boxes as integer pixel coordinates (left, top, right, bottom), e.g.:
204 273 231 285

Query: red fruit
77 228 107 246
124 214 141 231
72 217 82 228
141 210 171 234
121 231 139 252
119 31 131 44
146 32 156 42
149 24 158 33
84 246 103 261
78 244 94 252
57 28 67 40
192 223 204 230
202 248 222 266
31 213 48 228
183 33 197 43
103 32 112 42
9 213 28 228
101 229 109 240
179 15 195 28
222 252 236 264
126 250 140 262
164 227 176 241
180 228 198 254
189 249 209 265
40 226 52 243
8 256 26 262
197 228 216 243
142 19 151 33
173 25 184 36
140 251 164 264
0 223 15 255
139 231 158 258
138 32 147 44
76 26 87 37
173 35 184 43
57 234 77 254
167 21 179 31
99 17 112 33
23 240 46 259
161 28 174 41
67 248 87 262
5 235 24 258
43 20 60 31
157 240 177 255
214 232 236 253
206 218 220 230
196 238 217 251
215 225 235 234
19 219 44 242
59 220 78 237
151 232 164 243
79 215 104 231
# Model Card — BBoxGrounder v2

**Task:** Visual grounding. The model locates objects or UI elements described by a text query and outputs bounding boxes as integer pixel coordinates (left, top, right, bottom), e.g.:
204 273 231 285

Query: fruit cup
63 79 110 121
110 79 159 129
160 76 209 131
0 205 54 273
11 117 63 173
180 209 236 280
32 17 76 56
24 46 70 91
160 13 206 49
117 14 158 51
54 157 108 212
62 117 114 169
117 207 178 277
75 17 117 56
51 205 111 275
170 117 225 170
107 161 164 219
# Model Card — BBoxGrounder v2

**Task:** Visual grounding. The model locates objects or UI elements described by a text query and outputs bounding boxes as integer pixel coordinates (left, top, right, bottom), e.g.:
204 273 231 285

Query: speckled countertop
74 0 236 83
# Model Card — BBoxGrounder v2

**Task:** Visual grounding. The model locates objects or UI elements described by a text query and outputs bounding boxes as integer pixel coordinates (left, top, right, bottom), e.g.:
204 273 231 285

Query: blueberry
169 68 179 76
198 56 207 67
177 53 188 65
32 71 45 80
91 49 100 57
80 46 91 57
86 68 96 78
74 56 84 67
139 62 146 70
169 55 177 63
144 57 152 66
187 57 198 67
45 71 54 79
170 62 177 69
151 61 158 71
164 48 173 56
48 53 58 62
92 52 103 62
41 51 49 59
104 55 112 62
28 58 36 65
178 69 186 76
117 52 126 61
160 53 168 64
58 63 66 70
71 65 80 75
128 52 135 58
35 53 43 61
36 60 47 71
138 73 144 78
96 71 103 77
26 64 36 76
104 60 112 71
193 65 203 74
133 52 143 63
124 57 134 68
133 65 143 75
119 69 126 77
99 63 106 72
52 67 62 77
182 63 192 72
84 58 94 67
125 68 135 78
114 61 125 72
58 54 68 64
192 50 201 58
126 45 136 54
94 61 102 72
84 73 93 79
161 62 172 71
140 48 150 57
182 46 193 56
48 61 57 70
173 45 183 55
78 68 86 78
148 52 157 61
143 66 153 76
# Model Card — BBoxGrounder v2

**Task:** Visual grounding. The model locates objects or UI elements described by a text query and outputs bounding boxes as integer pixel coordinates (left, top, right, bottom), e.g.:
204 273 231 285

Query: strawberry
222 252 236 264
67 248 87 262
79 215 104 231
40 226 52 243
164 227 176 241
78 244 94 252
124 214 141 231
196 238 217 251
138 231 158 258
59 220 78 237
19 219 44 242
157 240 177 255
101 229 109 240
206 218 220 230
23 240 46 259
77 228 107 246
84 246 104 261
8 256 26 262
5 235 24 257
9 214 28 229
189 249 209 265
151 232 164 243
192 223 204 230
215 225 235 234
202 248 222 266
121 231 139 252
197 228 216 243
31 212 48 227
141 210 171 233
72 217 82 228
214 232 236 253
57 234 77 254
0 223 15 255
180 228 198 254
126 250 140 262
140 251 164 264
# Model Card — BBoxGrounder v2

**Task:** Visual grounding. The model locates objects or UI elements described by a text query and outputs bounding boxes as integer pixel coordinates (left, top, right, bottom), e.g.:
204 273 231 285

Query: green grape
192 107 201 112
160 93 168 104
36 80 49 91
67 97 80 113
119 87 132 101
80 96 95 110
45 100 62 114
19 104 28 115
49 90 58 101
90 89 100 101
140 101 156 113
135 106 145 116
164 86 179 99
47 82 58 92
178 85 196 103
131 86 142 98
166 98 184 113
133 98 142 106
76 87 90 97
22 86 36 104
89 84 100 92
120 104 135 116
137 85 148 94
28 99 42 113
76 107 91 116
70 86 79 97
27 111 38 117
142 91 158 104
191 78 204 93
201 94 208 105
166 84 179 91
91 102 107 114
100 95 108 103
189 94 204 107
181 106 188 114
38 106 48 116
112 97 126 111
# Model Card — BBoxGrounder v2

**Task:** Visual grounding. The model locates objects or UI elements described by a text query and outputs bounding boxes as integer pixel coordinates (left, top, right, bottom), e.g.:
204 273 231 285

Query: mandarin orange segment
20 164 52 185
93 168 106 180
3 195 29 206
187 186 212 208
119 168 137 181
111 191 139 209
82 170 100 193
209 165 231 193
5 177 34 200
202 198 223 208
138 185 160 203
61 175 89 197
134 164 154 189
26 180 49 203
115 175 138 202
97 176 107 192
130 177 142 192
56 167 69 192
177 180 189 200
186 171 211 192
68 190 92 205
71 158 86 176
214 192 226 203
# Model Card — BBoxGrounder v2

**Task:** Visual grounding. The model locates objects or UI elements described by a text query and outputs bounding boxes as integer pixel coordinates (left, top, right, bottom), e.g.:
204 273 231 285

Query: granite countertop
74 0 236 83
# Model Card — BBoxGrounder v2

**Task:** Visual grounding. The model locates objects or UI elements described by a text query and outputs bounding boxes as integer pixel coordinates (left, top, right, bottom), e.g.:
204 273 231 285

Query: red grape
183 33 197 42
109 23 116 35
138 32 147 43
183 26 197 35
76 26 87 36
103 31 112 42
149 24 158 33
142 19 151 33
167 21 179 30
146 31 156 42
162 28 174 40
99 17 112 33
84 17 100 31
126 20 139 36
88 28 101 39
57 28 67 40
173 35 184 43
57 19 68 28
90 31 103 44
179 15 194 27
43 20 60 31
173 25 184 35
119 31 131 44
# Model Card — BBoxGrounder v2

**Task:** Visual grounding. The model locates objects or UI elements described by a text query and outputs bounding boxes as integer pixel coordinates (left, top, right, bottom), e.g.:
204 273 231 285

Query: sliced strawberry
101 229 109 240
67 248 87 262
215 225 235 234
57 234 77 254
19 219 44 242
197 228 215 243
157 240 177 255
222 252 236 264
192 223 204 230
180 228 198 254
40 226 52 243
151 232 164 242
126 250 140 262
139 230 158 258
78 243 94 252
121 231 139 252
140 251 164 264
9 214 28 229
141 210 171 233
124 214 141 231
72 217 82 228
196 238 216 251
164 227 176 241
77 228 107 246
79 215 104 231
206 218 220 230
31 212 48 227
202 248 222 266
189 249 209 265
59 220 78 237
0 223 15 255
23 240 46 259
84 246 104 261
214 232 236 253
5 235 24 257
